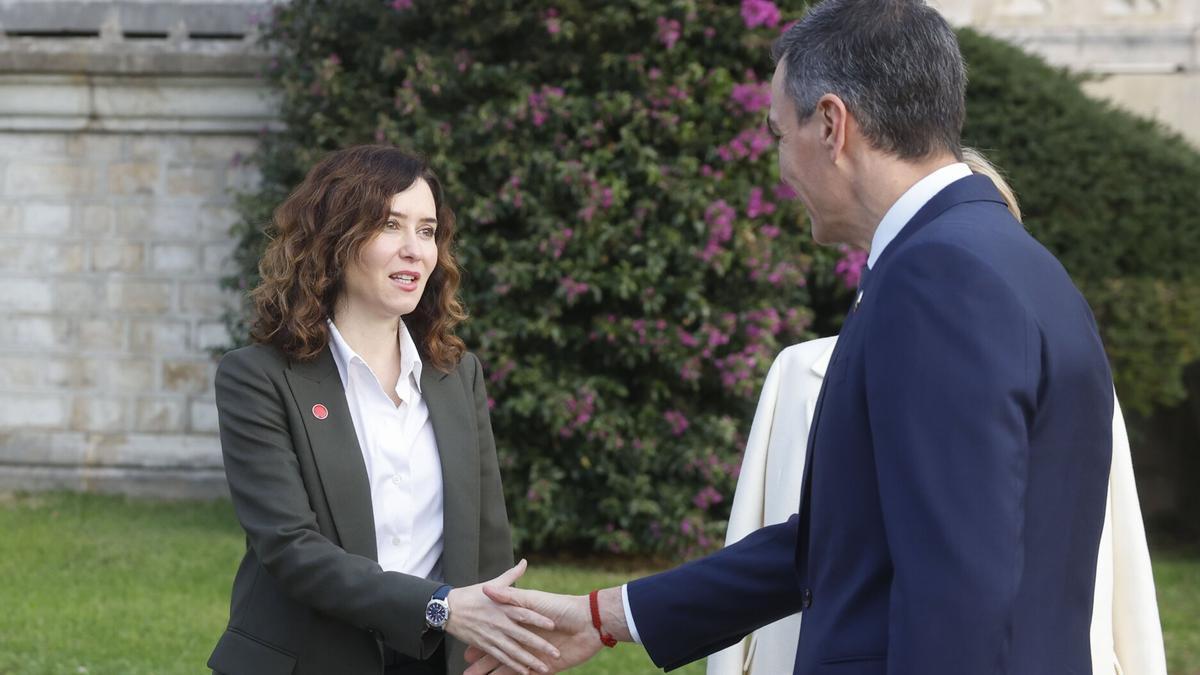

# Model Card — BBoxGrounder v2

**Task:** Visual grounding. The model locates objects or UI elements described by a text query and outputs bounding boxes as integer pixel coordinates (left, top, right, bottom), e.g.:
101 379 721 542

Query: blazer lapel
421 365 481 587
284 348 379 561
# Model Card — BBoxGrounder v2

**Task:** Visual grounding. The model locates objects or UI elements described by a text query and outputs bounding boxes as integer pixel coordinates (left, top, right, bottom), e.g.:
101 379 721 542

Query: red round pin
311 403 329 420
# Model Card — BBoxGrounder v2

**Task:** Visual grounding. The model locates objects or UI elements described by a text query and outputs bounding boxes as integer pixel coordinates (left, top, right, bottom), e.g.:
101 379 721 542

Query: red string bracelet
588 590 618 648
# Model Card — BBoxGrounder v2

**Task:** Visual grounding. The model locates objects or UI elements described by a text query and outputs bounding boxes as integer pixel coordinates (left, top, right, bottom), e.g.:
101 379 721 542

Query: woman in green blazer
208 146 556 675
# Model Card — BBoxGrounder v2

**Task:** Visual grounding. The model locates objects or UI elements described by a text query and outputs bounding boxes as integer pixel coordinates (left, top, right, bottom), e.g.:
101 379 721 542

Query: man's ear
814 94 849 162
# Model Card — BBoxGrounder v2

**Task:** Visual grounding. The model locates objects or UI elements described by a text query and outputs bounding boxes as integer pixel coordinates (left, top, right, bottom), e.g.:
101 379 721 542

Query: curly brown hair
250 145 467 371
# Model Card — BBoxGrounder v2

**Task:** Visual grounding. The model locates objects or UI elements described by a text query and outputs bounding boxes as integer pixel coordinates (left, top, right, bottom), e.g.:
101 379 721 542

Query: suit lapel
284 348 379 561
421 364 481 587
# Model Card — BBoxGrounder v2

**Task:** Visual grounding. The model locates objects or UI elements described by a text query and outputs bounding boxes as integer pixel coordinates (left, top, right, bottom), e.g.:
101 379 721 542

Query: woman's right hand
445 559 560 675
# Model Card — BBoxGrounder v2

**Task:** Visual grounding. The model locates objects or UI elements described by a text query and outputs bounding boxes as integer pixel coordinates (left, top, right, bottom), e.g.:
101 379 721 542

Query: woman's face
340 178 439 321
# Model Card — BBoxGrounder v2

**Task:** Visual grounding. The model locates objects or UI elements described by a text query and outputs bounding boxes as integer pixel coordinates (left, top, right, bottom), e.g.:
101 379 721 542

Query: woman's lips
388 271 420 292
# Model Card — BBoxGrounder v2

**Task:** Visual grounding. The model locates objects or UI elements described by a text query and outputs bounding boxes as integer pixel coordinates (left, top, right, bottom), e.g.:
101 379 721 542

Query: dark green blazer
207 343 513 675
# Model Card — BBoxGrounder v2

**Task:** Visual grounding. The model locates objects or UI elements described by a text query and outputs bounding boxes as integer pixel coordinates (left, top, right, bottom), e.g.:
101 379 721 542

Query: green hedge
226 2 1200 555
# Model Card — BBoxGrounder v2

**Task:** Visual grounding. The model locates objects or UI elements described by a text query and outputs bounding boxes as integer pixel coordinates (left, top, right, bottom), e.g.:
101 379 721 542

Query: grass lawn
0 492 1194 675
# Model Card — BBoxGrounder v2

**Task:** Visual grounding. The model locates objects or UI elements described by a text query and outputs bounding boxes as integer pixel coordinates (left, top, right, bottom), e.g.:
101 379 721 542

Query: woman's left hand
445 559 561 675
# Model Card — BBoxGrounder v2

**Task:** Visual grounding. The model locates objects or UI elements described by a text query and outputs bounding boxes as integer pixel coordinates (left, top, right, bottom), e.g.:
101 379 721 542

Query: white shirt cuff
621 583 642 645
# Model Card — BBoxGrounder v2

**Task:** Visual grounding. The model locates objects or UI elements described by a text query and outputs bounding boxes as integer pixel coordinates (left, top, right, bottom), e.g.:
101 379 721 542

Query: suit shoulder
217 342 288 377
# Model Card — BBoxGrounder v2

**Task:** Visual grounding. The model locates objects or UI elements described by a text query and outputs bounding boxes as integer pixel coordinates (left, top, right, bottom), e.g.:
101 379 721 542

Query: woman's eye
420 227 436 238
384 220 400 230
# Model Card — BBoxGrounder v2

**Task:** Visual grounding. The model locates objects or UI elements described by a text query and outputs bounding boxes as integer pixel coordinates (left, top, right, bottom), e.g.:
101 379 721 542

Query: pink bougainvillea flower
731 80 771 114
656 16 682 50
741 0 781 29
835 246 869 289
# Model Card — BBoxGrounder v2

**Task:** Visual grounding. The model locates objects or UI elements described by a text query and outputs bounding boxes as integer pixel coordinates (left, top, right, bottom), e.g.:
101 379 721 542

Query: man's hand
463 586 628 674
444 560 561 675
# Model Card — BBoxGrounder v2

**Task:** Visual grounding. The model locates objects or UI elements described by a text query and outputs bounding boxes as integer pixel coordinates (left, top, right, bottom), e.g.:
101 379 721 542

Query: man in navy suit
466 1 1114 673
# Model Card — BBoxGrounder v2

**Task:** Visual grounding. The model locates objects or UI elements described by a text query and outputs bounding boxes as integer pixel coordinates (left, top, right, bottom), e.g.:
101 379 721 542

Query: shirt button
392 475 402 486
801 588 813 610
392 536 401 547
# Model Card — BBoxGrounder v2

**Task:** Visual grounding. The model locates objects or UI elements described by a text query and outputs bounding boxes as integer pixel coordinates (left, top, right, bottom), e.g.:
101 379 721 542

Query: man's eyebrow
389 210 438 224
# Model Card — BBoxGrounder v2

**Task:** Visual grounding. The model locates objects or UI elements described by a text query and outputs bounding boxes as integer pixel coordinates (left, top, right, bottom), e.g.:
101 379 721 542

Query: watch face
426 602 448 628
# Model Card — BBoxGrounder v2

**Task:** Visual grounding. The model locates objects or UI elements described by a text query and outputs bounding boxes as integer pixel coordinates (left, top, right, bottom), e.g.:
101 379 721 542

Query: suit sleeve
467 353 515 579
215 349 441 659
627 516 804 671
864 243 1037 673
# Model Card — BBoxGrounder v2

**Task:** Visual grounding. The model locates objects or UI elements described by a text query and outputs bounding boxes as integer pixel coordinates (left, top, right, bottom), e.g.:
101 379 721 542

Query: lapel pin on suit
852 263 871 313
312 403 329 420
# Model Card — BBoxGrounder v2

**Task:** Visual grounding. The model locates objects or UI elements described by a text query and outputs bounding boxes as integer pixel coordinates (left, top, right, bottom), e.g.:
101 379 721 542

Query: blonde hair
962 147 1021 222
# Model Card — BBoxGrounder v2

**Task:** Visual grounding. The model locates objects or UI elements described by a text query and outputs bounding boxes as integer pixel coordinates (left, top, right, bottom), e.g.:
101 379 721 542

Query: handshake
443 560 632 675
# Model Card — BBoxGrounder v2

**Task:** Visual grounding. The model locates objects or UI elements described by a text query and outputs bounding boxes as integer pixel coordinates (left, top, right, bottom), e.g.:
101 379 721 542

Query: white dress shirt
328 319 445 581
623 162 972 645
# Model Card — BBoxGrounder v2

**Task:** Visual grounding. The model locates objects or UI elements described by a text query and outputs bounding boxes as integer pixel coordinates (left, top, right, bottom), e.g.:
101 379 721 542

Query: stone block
130 319 190 354
180 280 231 314
201 241 235 274
189 396 219 434
78 205 115 236
0 393 69 429
57 243 88 273
79 357 155 392
7 163 97 196
167 165 220 197
0 204 20 231
116 203 200 238
45 357 89 388
161 359 213 395
70 396 127 432
150 243 199 272
103 433 223 470
0 241 87 274
195 321 231 351
198 204 239 239
0 356 41 387
0 430 88 465
0 315 71 349
91 242 145 273
135 396 186 433
130 136 187 161
77 317 126 351
108 162 160 196
55 278 106 313
0 240 36 272
22 204 71 236
0 134 68 159
0 277 53 312
66 135 126 161
189 136 258 162
107 279 171 314
224 166 262 192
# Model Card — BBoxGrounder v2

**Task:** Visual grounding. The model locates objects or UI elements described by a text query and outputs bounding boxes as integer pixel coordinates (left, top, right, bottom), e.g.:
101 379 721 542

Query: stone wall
0 1 273 497
936 0 1200 147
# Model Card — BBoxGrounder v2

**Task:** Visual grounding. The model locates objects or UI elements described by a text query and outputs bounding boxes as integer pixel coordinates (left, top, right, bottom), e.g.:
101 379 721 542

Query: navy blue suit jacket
628 175 1113 674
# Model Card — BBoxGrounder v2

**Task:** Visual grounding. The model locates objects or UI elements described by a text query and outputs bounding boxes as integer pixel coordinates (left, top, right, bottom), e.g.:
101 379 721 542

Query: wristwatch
425 584 453 631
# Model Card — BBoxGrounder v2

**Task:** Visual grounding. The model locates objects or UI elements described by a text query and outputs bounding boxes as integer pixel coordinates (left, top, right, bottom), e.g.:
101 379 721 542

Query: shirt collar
866 162 972 269
327 319 424 394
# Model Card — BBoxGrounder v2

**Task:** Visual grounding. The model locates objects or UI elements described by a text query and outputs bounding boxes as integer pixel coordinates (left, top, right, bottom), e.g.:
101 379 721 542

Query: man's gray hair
773 0 966 160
